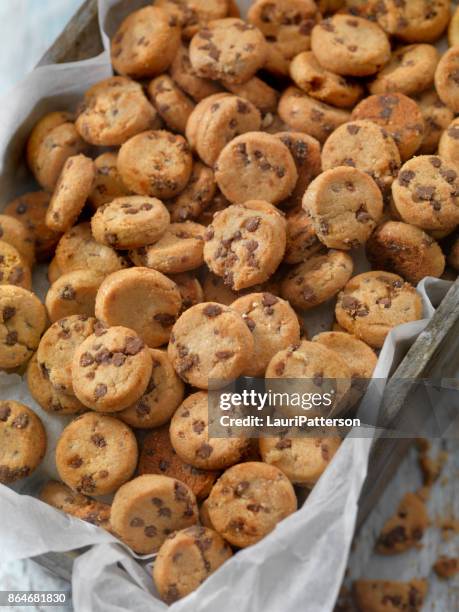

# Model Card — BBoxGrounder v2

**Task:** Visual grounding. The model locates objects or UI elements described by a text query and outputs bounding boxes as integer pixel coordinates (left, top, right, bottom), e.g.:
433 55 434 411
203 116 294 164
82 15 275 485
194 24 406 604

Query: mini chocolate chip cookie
138 425 217 499
195 95 261 167
88 152 131 210
321 120 401 192
118 349 184 428
110 474 198 554
72 325 153 412
280 249 354 310
231 292 301 377
275 132 322 209
56 412 138 495
117 130 193 199
313 330 378 383
91 195 170 249
0 400 46 484
4 191 60 261
148 74 195 135
207 462 297 548
335 271 423 348
215 132 298 205
95 268 182 348
376 0 449 43
416 90 454 155
45 270 105 323
284 207 322 264
130 221 205 274
170 44 223 102
55 223 128 276
259 433 341 487
204 200 286 290
438 117 459 169
153 526 232 604
354 579 427 612
223 77 278 114
170 391 250 469
76 76 158 146
27 353 85 415
0 240 31 290
46 154 95 232
366 221 445 284
186 92 231 150
375 489 429 555
369 44 439 96
278 86 351 143
290 51 364 108
247 0 319 61
26 112 86 191
167 162 217 222
311 15 391 77
435 45 459 113
37 315 96 396
0 214 35 268
189 18 267 84
111 6 181 79
168 302 254 388
351 93 425 161
170 272 203 312
0 285 47 369
392 155 459 231
303 166 384 249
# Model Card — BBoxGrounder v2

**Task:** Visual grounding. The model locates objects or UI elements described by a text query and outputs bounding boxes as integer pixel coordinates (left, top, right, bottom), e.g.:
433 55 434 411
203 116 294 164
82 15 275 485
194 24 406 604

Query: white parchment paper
0 1 454 610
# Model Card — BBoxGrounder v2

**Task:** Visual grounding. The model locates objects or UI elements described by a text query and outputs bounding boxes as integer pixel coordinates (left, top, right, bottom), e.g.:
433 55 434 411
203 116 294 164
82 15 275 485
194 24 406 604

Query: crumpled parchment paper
0 1 454 610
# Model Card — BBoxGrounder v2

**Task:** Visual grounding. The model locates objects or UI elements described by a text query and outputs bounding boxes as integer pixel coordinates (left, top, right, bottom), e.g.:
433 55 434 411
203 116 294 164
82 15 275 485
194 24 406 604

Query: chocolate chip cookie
284 207 322 264
167 162 216 223
416 89 453 155
376 0 449 43
45 269 105 322
312 331 378 379
88 152 131 210
148 74 195 135
0 214 35 268
0 240 31 290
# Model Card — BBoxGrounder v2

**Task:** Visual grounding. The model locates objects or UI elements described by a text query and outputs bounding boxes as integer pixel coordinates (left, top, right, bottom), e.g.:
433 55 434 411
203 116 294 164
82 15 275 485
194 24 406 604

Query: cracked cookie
0 285 47 369
56 412 138 495
0 400 46 484
203 200 286 290
153 526 232 604
168 302 254 388
117 130 193 199
72 325 153 412
206 462 297 548
110 474 198 554
170 391 250 469
335 271 423 348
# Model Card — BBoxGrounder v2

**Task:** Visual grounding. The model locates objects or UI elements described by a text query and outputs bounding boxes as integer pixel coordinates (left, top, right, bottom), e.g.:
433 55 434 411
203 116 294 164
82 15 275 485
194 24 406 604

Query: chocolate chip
275 361 285 376
247 503 262 513
80 352 94 367
2 306 15 322
276 438 292 450
356 206 372 222
5 331 18 345
215 350 234 360
144 525 157 537
192 420 205 434
159 459 170 471
91 433 106 448
60 285 76 300
12 414 29 428
124 336 144 355
94 383 107 398
196 443 213 459
0 405 11 421
376 297 391 308
398 170 415 186
244 217 261 232
234 481 249 497
69 456 83 469
203 304 222 317
174 481 189 502
111 352 126 367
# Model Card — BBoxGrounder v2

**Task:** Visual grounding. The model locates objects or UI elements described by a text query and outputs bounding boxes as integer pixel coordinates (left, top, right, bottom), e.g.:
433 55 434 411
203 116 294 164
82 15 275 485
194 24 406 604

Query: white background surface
0 2 457 611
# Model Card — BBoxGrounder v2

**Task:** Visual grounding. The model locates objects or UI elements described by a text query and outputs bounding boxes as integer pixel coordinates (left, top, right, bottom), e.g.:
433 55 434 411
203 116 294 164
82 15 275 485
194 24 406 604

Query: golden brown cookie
56 412 138 495
203 200 287 290
138 425 217 500
281 249 353 310
76 76 157 145
110 474 198 554
45 270 105 323
438 116 459 169
376 0 449 43
312 331 378 379
169 391 250 469
88 152 131 210
170 272 204 312
130 221 205 274
170 44 223 102
223 76 278 114
110 6 181 79
284 207 322 264
0 285 47 369
207 462 297 548
153 526 232 604
91 195 170 249
168 302 254 388
117 130 193 199
0 400 46 484
148 74 195 134
95 267 182 348
0 214 35 267
189 18 267 84
0 240 31 290
366 221 445 284
335 271 423 348
215 132 298 205
231 292 301 377
4 191 60 261
351 93 425 161
416 89 454 155
167 162 216 223
278 86 351 144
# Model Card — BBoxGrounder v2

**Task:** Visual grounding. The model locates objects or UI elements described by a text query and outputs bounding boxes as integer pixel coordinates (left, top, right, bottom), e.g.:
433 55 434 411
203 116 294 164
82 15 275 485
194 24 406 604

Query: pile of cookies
1 0 459 607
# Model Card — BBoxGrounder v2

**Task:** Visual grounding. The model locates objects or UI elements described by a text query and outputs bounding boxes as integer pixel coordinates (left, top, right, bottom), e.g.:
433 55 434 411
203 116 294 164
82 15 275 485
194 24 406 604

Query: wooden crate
28 0 459 579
